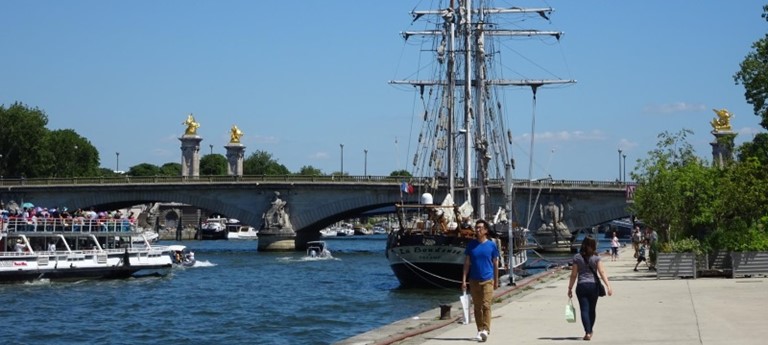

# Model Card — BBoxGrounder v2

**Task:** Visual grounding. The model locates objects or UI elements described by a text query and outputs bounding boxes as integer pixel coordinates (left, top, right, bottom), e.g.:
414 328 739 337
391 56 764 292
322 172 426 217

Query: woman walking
568 237 612 341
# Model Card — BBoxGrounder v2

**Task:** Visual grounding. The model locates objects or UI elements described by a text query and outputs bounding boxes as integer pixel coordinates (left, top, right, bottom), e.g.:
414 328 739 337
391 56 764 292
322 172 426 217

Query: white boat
227 225 259 240
306 241 332 259
319 228 337 237
333 223 354 237
200 216 230 240
386 1 574 288
0 217 173 283
168 244 196 267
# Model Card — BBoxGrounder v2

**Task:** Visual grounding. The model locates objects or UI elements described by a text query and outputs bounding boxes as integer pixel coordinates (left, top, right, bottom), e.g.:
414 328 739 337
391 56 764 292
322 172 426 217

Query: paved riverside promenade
336 248 768 345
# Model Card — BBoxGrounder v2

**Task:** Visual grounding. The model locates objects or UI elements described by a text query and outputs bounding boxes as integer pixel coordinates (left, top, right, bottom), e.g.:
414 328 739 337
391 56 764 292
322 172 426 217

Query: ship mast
462 0 474 211
390 2 575 218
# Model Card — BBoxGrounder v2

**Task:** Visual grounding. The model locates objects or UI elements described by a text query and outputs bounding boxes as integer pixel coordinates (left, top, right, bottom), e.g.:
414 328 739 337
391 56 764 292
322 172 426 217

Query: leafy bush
660 237 704 255
706 218 768 252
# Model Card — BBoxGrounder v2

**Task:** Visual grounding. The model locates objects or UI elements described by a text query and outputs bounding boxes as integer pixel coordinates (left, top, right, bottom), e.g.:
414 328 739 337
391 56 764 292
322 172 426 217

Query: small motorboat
169 245 196 267
306 241 332 259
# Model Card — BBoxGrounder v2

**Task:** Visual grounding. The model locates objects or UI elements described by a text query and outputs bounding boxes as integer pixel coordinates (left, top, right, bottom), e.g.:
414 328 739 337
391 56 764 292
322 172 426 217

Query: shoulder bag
587 259 606 297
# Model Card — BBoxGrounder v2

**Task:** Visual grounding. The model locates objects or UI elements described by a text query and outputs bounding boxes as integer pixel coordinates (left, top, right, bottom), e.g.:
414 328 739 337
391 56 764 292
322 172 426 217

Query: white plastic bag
459 292 470 325
565 298 576 323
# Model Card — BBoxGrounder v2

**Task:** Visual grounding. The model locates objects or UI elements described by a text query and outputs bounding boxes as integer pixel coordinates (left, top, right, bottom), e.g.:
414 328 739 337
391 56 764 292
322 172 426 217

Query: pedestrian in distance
568 236 613 341
610 233 620 261
462 219 499 343
634 239 649 271
631 226 642 258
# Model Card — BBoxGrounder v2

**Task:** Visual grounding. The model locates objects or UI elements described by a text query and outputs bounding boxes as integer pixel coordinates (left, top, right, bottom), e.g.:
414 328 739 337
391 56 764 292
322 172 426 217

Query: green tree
737 133 768 166
0 102 50 177
97 168 120 177
243 150 289 175
389 169 412 177
160 162 182 176
128 163 161 176
200 154 227 175
630 130 715 242
296 165 323 176
42 129 100 177
734 5 768 130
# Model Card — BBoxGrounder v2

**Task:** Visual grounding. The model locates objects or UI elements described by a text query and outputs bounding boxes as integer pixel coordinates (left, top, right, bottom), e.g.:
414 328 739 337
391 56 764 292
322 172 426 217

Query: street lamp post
617 148 623 182
116 152 120 172
340 144 344 177
364 149 368 177
623 154 627 183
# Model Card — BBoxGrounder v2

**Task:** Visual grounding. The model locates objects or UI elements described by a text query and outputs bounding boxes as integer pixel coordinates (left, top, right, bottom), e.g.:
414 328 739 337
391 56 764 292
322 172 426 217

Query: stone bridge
0 175 634 246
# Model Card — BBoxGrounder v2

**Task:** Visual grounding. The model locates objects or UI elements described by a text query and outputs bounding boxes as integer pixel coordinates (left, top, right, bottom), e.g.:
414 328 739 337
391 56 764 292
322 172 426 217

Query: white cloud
643 102 706 114
515 129 606 142
254 135 279 144
309 152 329 160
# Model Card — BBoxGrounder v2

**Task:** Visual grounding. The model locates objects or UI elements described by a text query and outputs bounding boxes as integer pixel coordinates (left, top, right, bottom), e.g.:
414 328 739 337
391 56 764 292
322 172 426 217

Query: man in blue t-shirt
462 219 499 342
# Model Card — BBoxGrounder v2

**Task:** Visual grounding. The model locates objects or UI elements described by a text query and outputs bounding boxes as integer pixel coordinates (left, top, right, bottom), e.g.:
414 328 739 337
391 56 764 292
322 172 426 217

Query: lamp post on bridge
617 148 622 182
116 152 120 173
364 149 368 177
623 153 627 183
339 144 344 178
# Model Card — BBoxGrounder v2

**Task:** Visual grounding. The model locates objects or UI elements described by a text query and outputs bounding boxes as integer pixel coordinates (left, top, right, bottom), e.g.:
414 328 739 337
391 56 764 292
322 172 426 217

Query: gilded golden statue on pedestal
710 108 733 132
230 125 244 143
182 114 200 135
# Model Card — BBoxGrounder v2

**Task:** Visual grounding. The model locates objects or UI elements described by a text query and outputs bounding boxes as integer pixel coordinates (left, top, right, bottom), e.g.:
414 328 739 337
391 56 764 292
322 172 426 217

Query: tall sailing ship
385 1 575 288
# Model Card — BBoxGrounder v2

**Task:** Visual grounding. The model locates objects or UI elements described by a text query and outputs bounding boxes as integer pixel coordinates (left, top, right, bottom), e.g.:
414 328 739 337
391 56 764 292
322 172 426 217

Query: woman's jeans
575 282 599 334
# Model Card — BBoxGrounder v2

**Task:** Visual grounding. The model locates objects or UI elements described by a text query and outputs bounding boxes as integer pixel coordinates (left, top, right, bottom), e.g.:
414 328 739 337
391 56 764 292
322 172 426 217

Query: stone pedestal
179 135 203 177
225 143 246 176
257 230 296 251
710 130 736 168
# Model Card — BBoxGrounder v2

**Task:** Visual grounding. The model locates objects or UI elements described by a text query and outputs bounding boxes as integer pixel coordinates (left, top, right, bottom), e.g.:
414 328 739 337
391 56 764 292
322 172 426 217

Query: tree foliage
297 165 323 176
160 162 181 176
243 150 289 175
632 129 768 251
0 102 51 177
630 129 713 242
200 154 227 175
389 169 412 177
733 4 768 130
42 129 100 177
127 163 161 177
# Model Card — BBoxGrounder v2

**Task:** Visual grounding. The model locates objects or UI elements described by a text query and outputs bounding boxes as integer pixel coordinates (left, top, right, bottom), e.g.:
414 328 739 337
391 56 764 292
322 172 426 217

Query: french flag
401 182 414 194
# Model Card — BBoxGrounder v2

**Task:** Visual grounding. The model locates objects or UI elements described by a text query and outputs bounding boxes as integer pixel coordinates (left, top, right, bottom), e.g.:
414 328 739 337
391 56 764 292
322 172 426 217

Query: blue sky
1 0 766 181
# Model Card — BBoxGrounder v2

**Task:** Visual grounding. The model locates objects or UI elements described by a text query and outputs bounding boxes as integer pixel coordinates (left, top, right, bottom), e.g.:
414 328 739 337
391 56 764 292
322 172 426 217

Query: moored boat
0 217 173 283
385 1 573 288
199 216 230 240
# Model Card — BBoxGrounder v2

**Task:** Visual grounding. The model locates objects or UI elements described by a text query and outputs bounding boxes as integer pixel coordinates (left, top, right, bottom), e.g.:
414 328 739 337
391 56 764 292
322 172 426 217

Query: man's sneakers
474 329 489 342
479 330 488 342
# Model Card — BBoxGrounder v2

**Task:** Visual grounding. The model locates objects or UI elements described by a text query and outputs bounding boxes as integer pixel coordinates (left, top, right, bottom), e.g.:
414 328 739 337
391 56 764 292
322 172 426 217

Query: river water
0 233 623 345
0 235 458 345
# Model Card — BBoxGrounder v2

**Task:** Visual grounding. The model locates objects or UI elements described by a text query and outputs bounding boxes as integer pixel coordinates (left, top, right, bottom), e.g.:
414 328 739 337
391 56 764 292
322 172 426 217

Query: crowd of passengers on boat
1 202 138 233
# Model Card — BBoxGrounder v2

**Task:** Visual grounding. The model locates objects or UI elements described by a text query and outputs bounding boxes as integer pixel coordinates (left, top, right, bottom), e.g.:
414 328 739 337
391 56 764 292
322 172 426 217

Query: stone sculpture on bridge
536 201 571 239
262 192 293 230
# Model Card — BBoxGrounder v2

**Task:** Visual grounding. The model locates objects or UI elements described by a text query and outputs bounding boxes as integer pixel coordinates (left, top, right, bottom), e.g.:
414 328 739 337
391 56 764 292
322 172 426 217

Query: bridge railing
0 175 630 190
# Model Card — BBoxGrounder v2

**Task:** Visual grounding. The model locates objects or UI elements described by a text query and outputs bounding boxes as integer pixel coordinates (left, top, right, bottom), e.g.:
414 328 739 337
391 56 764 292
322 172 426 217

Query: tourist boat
199 216 230 240
0 217 173 283
305 241 332 259
385 1 574 288
168 244 196 267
